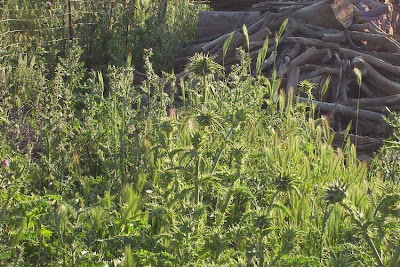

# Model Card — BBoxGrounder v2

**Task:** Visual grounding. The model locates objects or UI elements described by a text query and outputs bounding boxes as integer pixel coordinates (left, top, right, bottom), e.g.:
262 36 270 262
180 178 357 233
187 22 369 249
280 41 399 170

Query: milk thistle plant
186 53 224 106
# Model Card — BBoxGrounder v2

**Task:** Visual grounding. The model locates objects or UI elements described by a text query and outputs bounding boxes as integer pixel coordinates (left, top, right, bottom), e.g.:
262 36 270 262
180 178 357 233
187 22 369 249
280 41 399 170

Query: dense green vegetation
1 0 399 266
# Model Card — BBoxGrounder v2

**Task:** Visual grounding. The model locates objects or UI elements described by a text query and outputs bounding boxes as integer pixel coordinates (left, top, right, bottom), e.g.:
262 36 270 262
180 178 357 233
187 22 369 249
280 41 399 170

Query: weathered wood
248 13 270 35
196 11 261 39
322 31 347 42
348 23 386 34
250 1 315 11
183 33 226 47
321 48 333 62
260 52 276 72
277 43 302 77
363 61 400 95
353 0 387 9
302 64 341 75
209 0 267 11
174 56 190 70
357 5 392 19
367 51 400 65
330 0 354 28
299 65 340 80
289 46 319 66
360 82 377 98
286 66 301 96
284 37 341 50
202 31 237 53
291 0 353 29
340 94 400 106
350 31 400 53
296 24 323 39
338 48 400 75
296 96 387 124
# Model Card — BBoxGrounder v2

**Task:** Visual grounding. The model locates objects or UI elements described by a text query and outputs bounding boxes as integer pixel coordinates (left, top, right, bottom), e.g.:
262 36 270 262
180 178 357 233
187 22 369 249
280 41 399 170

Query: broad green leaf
40 229 54 238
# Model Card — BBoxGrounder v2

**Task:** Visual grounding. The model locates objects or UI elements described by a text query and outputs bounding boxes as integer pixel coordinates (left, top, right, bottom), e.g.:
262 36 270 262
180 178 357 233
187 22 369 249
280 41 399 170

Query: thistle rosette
274 174 297 193
324 180 348 205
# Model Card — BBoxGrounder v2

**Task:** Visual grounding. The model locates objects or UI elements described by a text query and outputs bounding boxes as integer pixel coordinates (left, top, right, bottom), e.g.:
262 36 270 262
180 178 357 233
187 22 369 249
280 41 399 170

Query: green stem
320 205 333 261
389 243 400 267
194 154 201 204
266 190 280 215
202 76 208 107
355 84 361 146
342 203 384 266
211 125 236 174
258 235 265 267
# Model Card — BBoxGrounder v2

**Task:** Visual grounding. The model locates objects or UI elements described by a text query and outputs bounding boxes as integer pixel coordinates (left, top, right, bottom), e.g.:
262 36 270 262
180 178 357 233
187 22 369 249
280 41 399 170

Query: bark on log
360 82 377 98
338 48 400 75
357 5 392 19
321 48 333 62
277 43 302 77
367 51 400 65
363 61 400 95
291 0 353 29
350 31 400 53
299 65 340 80
353 0 387 9
289 46 319 66
322 31 347 43
296 24 323 39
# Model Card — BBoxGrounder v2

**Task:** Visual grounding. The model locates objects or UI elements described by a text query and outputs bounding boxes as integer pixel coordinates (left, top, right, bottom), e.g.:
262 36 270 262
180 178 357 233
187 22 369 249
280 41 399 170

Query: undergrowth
0 44 399 266
0 2 399 266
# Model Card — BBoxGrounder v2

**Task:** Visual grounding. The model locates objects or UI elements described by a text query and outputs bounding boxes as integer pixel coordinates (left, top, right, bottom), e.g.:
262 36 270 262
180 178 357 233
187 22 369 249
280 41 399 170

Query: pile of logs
174 0 400 156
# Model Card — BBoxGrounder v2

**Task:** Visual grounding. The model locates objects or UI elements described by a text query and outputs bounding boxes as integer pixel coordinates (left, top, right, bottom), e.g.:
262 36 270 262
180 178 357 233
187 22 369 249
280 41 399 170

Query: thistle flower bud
324 181 348 205
2 159 10 168
274 175 295 192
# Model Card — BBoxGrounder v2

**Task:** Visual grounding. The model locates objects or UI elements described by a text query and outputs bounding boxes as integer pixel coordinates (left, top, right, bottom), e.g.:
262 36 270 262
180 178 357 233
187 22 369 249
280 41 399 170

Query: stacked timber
175 0 400 155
